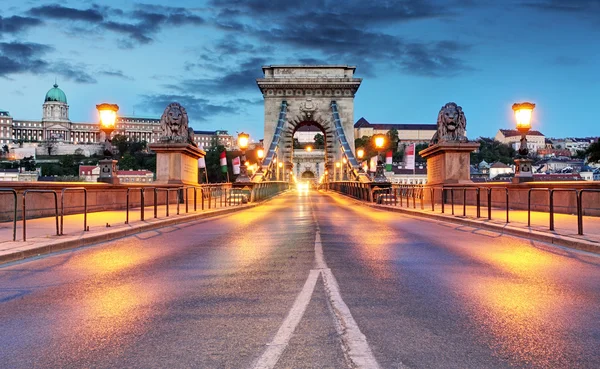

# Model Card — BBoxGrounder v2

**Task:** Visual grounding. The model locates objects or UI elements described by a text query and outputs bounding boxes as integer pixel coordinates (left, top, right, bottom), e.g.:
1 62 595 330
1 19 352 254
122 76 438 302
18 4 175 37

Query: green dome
44 83 67 103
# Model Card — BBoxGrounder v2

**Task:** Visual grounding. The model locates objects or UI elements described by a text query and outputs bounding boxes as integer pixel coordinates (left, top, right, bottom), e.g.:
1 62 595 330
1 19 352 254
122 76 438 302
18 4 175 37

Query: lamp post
96 103 120 185
512 102 535 183
342 157 348 180
305 145 313 152
278 161 283 181
257 148 264 174
356 148 365 172
335 161 341 181
236 132 250 182
373 133 388 182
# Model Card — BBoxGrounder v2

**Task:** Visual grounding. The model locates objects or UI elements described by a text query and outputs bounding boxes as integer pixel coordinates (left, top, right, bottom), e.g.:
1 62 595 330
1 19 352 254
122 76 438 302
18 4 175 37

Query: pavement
354 193 600 254
1 190 599 368
1 188 599 267
0 199 259 265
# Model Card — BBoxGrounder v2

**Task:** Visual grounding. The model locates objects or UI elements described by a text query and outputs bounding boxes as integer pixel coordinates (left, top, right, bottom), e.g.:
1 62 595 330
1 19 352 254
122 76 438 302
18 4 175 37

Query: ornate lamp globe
238 132 249 150
512 102 535 133
96 103 119 136
257 148 264 159
373 134 386 149
356 148 365 159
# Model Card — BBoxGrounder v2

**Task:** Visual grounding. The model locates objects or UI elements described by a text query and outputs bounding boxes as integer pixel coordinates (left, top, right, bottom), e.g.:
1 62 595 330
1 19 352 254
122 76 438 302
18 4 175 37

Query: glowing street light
372 134 388 183
236 132 251 182
356 147 365 174
96 103 120 184
256 148 265 174
512 102 535 183
305 145 313 152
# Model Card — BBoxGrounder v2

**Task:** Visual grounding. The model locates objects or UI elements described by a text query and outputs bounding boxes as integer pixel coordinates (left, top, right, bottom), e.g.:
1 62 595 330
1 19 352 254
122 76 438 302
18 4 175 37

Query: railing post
126 188 130 224
476 188 480 218
505 188 509 223
487 188 492 220
140 188 145 221
577 190 583 235
549 189 555 231
154 189 158 218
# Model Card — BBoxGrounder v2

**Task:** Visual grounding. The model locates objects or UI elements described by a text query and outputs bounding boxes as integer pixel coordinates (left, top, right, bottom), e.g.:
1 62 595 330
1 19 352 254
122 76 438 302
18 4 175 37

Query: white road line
251 269 321 369
310 195 381 369
321 268 382 369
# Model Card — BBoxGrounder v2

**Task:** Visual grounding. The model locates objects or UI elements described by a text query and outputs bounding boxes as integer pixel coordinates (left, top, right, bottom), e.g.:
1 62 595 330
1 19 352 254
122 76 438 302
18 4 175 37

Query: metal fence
327 182 600 236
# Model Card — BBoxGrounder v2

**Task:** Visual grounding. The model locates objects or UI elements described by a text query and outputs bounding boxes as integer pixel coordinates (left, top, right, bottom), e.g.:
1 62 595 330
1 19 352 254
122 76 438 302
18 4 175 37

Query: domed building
42 83 70 141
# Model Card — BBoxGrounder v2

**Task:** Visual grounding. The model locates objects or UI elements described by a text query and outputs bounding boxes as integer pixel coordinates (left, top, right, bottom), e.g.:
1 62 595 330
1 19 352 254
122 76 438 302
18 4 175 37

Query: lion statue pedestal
148 103 206 185
419 102 479 185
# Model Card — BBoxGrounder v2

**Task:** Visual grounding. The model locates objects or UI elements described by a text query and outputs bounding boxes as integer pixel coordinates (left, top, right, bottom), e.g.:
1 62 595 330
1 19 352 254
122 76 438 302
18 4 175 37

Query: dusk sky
1 0 598 142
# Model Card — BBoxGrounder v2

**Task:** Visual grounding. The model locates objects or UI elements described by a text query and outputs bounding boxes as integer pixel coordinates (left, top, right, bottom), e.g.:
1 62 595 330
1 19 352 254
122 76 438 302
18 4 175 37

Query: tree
386 128 399 152
470 137 516 165
20 156 36 171
119 153 138 170
2 145 8 154
415 143 429 163
111 134 129 157
314 133 325 149
585 141 600 163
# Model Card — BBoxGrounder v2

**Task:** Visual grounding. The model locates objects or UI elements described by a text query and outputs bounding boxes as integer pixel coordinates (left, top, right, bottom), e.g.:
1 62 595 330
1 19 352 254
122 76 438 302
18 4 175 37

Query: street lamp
335 161 341 181
278 161 283 181
236 132 250 182
372 134 388 182
356 147 365 173
342 157 348 180
257 148 264 173
512 102 535 183
305 145 313 152
96 103 120 184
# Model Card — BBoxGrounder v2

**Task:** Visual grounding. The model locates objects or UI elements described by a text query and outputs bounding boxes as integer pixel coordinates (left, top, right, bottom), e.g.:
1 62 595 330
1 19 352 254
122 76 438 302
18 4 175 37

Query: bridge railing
325 181 600 236
0 182 252 242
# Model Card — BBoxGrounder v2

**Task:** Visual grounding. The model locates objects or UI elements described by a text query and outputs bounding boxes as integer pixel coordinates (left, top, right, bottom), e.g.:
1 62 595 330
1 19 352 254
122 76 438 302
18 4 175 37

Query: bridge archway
301 170 316 179
257 65 362 182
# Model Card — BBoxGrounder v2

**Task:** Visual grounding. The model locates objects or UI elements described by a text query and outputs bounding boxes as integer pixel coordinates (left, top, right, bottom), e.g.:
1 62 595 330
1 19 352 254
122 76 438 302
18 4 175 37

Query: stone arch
301 170 316 179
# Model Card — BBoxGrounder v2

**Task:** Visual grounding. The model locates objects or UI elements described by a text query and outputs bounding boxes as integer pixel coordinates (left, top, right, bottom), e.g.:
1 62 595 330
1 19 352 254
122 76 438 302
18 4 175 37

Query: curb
325 191 600 255
0 200 267 266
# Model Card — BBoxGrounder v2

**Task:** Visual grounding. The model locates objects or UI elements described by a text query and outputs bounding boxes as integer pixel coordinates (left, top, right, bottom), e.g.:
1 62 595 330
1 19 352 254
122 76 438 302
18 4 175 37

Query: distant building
193 130 234 150
579 167 600 181
2 83 235 156
495 129 545 152
294 125 322 143
489 162 514 180
386 166 428 184
0 168 39 182
354 117 437 144
79 165 154 183
563 137 596 154
535 158 584 173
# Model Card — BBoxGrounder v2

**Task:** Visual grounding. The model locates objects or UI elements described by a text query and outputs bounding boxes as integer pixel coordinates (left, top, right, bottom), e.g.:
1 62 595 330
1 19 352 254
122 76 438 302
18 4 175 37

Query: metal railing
327 181 600 237
0 189 17 241
23 189 59 242
60 187 87 235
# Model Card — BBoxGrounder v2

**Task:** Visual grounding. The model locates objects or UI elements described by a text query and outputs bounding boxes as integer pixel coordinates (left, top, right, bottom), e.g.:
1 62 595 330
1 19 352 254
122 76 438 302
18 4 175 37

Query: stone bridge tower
257 65 362 181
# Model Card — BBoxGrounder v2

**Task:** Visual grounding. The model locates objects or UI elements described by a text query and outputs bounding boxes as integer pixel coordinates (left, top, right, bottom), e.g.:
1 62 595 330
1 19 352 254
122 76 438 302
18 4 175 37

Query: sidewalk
337 194 600 254
0 201 253 265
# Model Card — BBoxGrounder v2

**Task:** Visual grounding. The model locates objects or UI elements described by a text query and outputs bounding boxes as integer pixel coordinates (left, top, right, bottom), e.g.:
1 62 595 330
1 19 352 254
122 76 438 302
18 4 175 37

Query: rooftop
499 129 545 137
354 117 436 131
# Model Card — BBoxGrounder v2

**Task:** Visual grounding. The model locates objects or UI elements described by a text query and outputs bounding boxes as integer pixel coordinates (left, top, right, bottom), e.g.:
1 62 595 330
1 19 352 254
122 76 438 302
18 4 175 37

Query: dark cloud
207 0 473 78
21 3 204 46
99 69 134 81
521 0 600 13
28 4 104 22
0 15 43 36
135 94 240 123
167 57 268 94
0 42 96 83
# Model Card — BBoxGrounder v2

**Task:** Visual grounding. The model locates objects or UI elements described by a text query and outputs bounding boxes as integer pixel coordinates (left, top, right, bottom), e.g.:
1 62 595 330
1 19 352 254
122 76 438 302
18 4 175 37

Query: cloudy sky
1 0 598 141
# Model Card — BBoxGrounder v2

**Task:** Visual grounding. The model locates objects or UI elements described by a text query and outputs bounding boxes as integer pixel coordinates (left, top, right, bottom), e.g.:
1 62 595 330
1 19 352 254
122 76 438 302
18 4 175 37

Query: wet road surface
1 190 599 368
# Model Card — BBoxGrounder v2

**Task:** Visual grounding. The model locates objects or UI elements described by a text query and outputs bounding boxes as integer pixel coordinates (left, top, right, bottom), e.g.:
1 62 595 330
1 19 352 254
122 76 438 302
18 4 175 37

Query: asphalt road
1 190 599 368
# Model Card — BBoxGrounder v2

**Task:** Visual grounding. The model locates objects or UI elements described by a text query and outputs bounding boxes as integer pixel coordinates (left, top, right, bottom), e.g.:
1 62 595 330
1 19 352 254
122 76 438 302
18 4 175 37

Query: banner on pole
385 151 393 171
198 157 206 169
232 156 240 175
220 151 228 173
405 144 415 170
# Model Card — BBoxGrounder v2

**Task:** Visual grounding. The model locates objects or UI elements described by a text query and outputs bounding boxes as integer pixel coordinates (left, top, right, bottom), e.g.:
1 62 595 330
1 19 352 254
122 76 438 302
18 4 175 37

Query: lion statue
159 102 195 145
429 102 467 146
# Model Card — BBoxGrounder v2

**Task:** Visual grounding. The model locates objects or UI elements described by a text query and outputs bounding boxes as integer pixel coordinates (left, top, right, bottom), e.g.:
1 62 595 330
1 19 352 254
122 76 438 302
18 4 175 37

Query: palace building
0 83 234 152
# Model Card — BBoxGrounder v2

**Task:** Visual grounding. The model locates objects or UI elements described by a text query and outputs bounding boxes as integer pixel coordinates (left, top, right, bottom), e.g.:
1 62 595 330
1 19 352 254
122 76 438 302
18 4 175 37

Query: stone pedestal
149 143 205 185
98 159 120 185
419 142 480 185
513 158 534 183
